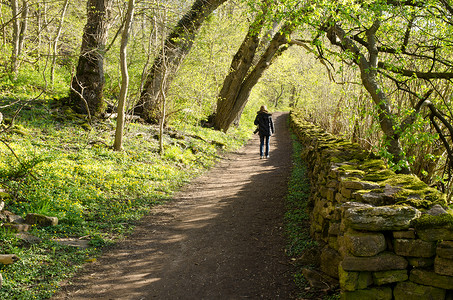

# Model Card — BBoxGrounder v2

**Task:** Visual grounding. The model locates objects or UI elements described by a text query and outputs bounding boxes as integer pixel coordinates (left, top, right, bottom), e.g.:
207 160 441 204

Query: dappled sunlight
53 113 294 299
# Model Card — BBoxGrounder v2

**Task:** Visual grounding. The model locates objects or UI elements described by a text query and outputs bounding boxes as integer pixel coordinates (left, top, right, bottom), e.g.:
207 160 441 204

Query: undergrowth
285 136 313 258
285 134 339 300
0 98 253 299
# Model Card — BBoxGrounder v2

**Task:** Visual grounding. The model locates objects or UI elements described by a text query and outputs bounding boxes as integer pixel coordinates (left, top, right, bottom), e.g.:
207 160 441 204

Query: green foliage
412 213 453 230
0 98 251 299
285 141 313 257
0 153 48 182
285 134 326 298
252 46 343 113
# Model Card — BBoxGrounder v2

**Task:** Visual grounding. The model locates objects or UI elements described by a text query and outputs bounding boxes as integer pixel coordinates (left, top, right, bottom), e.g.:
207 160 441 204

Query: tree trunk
50 0 70 86
136 0 227 124
213 11 266 130
11 0 19 72
214 25 291 132
328 23 411 174
273 85 284 108
9 0 28 75
69 0 113 117
113 0 135 151
289 85 297 107
17 0 27 63
158 8 168 155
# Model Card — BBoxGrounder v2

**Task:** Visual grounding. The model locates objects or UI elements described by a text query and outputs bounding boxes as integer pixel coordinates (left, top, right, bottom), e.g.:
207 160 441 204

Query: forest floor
52 112 298 299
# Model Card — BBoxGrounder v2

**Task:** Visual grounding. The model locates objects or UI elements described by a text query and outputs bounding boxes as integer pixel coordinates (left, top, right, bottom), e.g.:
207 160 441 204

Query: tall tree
113 0 135 151
11 0 28 75
214 20 292 132
68 0 113 117
317 0 453 174
136 0 227 124
50 0 70 86
326 21 411 174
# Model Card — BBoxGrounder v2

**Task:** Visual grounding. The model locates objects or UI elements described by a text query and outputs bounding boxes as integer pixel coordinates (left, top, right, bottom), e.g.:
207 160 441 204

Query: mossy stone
393 229 416 239
359 159 387 171
372 269 408 285
381 175 447 208
410 268 453 290
339 264 373 291
437 241 453 259
417 227 453 242
343 231 386 257
394 281 446 300
341 252 408 272
435 256 453 277
394 239 436 258
344 205 421 231
341 286 392 300
412 214 453 241
412 214 453 230
363 170 395 182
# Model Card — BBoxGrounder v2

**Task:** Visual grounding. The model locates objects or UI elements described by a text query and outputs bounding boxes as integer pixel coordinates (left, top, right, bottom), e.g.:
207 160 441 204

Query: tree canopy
0 0 452 197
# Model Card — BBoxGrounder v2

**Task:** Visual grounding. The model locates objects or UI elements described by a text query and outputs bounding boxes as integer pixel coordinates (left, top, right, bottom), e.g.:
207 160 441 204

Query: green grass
285 135 314 258
285 134 339 299
0 98 253 299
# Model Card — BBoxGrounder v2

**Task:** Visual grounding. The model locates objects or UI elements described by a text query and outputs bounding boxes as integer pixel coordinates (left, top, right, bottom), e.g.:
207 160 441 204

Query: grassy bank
0 99 253 299
285 135 339 299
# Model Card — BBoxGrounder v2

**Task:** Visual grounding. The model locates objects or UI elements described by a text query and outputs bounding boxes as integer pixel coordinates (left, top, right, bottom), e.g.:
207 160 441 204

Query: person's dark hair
259 105 268 113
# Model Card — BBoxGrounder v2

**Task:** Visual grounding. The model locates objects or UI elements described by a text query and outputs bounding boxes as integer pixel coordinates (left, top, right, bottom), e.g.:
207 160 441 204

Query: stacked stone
290 111 453 299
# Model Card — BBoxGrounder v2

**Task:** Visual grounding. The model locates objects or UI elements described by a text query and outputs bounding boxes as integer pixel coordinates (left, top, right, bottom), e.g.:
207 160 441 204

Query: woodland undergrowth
0 95 253 299
285 135 340 300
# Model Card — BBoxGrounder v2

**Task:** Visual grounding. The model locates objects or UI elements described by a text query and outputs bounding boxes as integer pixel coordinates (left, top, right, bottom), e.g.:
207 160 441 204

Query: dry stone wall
290 111 453 299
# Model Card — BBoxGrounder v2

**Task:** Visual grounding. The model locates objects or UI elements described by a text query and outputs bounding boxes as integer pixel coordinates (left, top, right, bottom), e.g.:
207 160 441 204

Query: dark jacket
254 111 274 136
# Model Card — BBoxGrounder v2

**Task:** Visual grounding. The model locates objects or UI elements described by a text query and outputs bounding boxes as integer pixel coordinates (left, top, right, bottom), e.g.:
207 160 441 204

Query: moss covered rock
343 230 386 257
25 213 58 227
341 286 392 300
435 256 453 277
341 252 408 272
412 214 453 241
339 265 373 291
394 281 445 300
393 239 436 258
372 270 408 285
344 205 421 231
437 241 453 259
410 269 453 290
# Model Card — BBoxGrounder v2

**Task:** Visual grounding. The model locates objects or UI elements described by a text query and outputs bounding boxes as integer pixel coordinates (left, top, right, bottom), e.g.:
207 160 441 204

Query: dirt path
53 112 296 299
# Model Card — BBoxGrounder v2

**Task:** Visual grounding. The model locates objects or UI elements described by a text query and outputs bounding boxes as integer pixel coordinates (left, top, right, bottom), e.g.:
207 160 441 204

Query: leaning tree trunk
214 25 291 132
212 11 266 131
69 0 113 117
136 0 227 124
328 22 411 174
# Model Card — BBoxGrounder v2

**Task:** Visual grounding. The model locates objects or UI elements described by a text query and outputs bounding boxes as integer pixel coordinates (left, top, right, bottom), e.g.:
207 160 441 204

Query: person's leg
259 135 265 158
265 135 270 157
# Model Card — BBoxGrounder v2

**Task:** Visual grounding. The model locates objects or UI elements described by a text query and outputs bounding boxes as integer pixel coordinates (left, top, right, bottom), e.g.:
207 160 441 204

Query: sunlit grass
0 98 253 299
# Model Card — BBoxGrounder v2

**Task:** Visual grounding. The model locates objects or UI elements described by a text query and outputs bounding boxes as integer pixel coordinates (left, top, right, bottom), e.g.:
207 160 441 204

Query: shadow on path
53 112 296 299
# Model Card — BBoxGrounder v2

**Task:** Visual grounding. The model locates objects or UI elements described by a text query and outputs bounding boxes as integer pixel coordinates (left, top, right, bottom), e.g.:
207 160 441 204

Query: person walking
254 105 274 159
